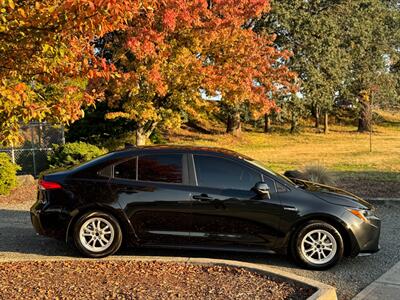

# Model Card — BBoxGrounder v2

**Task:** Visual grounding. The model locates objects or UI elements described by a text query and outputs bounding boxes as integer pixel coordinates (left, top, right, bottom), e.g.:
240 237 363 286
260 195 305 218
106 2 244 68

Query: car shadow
0 209 80 258
0 208 299 268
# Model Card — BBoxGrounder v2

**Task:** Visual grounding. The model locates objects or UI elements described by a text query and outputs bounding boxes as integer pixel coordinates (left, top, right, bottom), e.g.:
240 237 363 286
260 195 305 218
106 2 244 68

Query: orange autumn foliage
0 0 296 145
88 0 297 143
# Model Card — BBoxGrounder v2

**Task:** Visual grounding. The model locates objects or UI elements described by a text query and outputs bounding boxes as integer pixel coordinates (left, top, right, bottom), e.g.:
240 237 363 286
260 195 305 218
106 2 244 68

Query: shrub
0 153 20 195
48 142 107 168
149 128 167 144
303 164 335 185
283 170 308 181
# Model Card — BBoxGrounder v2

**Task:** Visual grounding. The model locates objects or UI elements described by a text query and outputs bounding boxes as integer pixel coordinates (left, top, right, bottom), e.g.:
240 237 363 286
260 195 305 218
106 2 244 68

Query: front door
189 154 283 251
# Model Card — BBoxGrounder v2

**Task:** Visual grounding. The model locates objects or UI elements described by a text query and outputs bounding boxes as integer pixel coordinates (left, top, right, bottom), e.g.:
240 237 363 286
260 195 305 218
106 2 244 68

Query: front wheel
291 221 344 270
73 211 122 258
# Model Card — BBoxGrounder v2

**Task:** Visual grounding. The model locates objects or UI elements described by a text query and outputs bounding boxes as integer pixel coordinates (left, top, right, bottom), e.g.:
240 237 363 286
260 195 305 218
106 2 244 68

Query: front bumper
343 210 381 256
30 201 73 240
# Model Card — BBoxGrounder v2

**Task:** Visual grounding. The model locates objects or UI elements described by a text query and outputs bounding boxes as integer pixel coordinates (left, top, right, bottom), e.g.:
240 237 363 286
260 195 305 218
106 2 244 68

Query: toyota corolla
31 146 380 269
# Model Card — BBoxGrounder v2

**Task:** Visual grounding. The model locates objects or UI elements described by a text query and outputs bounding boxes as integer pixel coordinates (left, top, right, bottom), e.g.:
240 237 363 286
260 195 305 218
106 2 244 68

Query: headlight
348 208 373 223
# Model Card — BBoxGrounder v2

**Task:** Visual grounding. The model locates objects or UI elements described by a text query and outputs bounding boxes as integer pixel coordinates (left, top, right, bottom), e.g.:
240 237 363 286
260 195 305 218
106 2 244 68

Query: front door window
193 155 263 191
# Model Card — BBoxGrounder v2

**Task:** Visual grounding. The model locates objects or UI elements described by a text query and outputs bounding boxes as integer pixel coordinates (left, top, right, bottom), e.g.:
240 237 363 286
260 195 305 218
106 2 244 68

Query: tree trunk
226 111 241 135
314 106 320 129
135 122 158 146
264 114 270 133
135 127 147 146
358 99 372 132
323 111 329 134
290 112 297 134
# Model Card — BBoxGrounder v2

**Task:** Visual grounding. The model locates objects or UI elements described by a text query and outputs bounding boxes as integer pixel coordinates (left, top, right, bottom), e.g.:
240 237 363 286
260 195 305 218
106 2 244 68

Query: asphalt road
0 200 399 300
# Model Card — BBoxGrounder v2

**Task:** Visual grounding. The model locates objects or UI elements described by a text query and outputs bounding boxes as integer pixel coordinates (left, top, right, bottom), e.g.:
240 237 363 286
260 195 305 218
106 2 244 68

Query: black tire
73 211 122 258
290 221 344 270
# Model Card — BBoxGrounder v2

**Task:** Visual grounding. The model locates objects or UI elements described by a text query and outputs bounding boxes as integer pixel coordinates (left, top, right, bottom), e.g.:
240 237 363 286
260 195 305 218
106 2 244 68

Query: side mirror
252 182 271 199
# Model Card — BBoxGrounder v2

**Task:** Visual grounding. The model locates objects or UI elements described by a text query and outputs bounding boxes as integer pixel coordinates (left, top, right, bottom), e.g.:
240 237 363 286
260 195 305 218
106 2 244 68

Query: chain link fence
0 122 65 177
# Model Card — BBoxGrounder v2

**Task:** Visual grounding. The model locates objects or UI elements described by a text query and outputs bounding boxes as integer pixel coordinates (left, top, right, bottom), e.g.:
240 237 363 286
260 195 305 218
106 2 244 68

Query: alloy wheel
300 229 337 265
79 217 115 253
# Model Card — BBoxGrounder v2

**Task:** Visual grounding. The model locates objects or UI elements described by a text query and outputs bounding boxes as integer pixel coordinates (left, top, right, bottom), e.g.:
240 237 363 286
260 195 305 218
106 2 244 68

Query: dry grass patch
170 124 400 175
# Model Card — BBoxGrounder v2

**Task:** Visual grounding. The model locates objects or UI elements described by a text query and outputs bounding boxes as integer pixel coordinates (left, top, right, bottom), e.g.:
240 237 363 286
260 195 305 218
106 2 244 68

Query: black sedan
31 146 380 269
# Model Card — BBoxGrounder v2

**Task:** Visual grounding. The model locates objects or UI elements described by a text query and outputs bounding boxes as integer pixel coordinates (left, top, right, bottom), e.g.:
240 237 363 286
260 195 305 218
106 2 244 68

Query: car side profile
31 146 380 270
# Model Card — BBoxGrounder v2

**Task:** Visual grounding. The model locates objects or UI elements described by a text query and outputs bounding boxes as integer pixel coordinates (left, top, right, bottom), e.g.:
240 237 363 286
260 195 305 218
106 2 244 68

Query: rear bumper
30 201 72 240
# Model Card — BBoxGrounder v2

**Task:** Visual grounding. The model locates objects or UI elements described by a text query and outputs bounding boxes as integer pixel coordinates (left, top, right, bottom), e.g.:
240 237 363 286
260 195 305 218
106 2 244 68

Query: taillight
38 179 62 190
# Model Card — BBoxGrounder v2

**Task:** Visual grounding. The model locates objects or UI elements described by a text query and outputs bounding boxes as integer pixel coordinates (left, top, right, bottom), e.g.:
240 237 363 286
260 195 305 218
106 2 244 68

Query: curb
352 260 400 300
0 256 337 300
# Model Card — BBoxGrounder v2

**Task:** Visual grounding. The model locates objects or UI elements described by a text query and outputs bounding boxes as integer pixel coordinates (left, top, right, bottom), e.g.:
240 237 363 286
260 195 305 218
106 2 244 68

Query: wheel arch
65 204 137 246
286 214 358 257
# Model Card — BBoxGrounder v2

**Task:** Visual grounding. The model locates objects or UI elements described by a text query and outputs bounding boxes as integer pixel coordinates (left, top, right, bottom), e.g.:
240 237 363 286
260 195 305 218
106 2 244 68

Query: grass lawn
168 111 400 198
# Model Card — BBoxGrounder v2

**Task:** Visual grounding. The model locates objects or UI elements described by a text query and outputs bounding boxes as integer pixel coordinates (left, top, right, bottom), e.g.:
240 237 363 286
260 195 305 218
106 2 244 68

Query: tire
73 211 122 258
291 221 344 270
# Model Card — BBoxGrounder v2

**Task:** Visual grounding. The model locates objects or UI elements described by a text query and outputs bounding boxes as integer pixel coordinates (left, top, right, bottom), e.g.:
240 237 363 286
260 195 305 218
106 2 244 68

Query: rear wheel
291 221 344 270
73 211 122 258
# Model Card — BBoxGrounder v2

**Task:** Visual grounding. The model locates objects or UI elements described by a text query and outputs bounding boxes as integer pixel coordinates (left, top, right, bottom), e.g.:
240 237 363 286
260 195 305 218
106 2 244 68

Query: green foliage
257 0 400 129
149 128 167 145
66 102 137 147
0 153 20 195
257 0 350 116
48 142 107 168
278 95 309 133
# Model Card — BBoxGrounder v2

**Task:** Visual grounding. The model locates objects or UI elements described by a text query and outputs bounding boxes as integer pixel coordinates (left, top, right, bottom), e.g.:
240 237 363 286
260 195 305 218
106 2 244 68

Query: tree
0 0 145 145
278 94 309 133
1 0 297 146
90 0 296 144
337 0 400 132
256 0 350 134
65 102 137 147
257 0 400 133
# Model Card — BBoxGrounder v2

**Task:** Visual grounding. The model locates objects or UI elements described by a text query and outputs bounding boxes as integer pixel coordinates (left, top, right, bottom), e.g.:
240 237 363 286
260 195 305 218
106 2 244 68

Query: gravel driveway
1 201 399 300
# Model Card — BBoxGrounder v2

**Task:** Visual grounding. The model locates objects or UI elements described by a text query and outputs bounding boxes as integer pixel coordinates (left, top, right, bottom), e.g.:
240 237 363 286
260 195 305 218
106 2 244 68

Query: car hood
291 178 373 210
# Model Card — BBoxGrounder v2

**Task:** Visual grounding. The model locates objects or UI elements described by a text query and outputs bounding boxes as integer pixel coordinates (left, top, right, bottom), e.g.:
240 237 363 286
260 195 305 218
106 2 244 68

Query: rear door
110 153 193 246
189 154 283 251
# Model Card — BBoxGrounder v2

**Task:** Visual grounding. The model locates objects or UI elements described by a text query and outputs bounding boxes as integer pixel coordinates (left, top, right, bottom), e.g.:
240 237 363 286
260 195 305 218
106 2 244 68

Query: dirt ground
336 178 400 199
0 181 36 208
0 260 314 300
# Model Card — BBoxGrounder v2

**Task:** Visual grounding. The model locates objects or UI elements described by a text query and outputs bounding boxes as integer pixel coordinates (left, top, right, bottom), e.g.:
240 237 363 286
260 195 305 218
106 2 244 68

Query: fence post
61 124 65 145
31 125 37 177
10 142 15 164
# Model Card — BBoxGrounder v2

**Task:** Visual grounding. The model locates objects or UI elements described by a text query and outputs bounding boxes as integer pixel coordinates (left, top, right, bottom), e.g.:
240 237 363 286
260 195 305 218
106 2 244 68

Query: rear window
114 157 137 180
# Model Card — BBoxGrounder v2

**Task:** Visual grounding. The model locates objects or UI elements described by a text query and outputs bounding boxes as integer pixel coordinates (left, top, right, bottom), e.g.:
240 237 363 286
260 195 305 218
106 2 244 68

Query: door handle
283 206 298 212
192 194 214 202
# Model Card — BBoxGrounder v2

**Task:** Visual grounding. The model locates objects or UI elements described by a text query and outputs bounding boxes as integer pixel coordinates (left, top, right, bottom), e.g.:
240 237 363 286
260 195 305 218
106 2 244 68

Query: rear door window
138 154 183 183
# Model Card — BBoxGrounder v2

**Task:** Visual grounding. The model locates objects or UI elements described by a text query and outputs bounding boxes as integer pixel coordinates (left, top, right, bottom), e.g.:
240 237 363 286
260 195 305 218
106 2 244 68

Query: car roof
116 145 254 161
67 145 255 176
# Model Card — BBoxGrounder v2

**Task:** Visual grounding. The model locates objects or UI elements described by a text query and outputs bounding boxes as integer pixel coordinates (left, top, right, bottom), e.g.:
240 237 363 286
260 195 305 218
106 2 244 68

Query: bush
0 153 20 195
303 164 335 185
149 128 167 144
48 142 107 168
284 164 335 185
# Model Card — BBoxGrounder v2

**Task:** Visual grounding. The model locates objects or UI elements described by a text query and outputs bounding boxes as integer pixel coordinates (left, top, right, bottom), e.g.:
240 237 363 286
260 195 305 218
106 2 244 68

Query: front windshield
245 159 295 186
